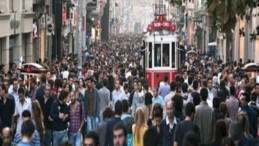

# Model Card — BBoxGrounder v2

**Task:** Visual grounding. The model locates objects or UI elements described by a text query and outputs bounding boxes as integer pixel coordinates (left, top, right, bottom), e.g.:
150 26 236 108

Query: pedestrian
152 87 165 106
132 81 145 116
0 84 15 130
50 90 70 146
36 75 47 101
159 75 170 99
174 102 200 146
69 91 85 146
212 97 224 121
164 81 176 104
84 131 99 146
143 84 153 121
160 100 177 146
111 80 126 108
211 120 228 146
37 84 54 146
143 126 160 146
16 120 35 146
113 122 128 146
83 77 100 132
1 127 16 146
104 101 123 146
8 78 19 101
14 87 32 134
121 99 134 146
194 88 213 146
132 108 147 146
31 100 45 144
98 78 111 122
226 86 239 120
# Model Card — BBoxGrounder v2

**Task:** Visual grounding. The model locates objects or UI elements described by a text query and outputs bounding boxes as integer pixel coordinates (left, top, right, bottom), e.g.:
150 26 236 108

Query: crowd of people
0 34 259 146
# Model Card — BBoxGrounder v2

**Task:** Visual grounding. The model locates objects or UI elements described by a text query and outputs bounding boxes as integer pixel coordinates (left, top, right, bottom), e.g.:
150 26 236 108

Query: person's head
219 102 228 117
20 119 35 142
68 76 74 85
22 110 31 122
229 120 243 142
207 78 212 89
2 127 12 146
192 80 199 90
58 90 69 104
103 78 108 87
64 83 72 92
18 87 25 101
169 81 176 92
153 87 159 97
200 88 208 101
164 75 168 82
172 94 183 112
44 84 51 98
30 78 37 89
40 75 47 85
175 82 182 93
240 92 250 107
103 106 114 120
0 84 7 97
122 99 129 113
213 119 228 142
12 78 19 92
185 102 195 120
152 103 163 126
137 81 142 91
193 93 201 106
213 97 221 109
134 108 146 143
166 100 175 119
123 83 129 94
113 122 127 146
79 78 86 88
144 126 160 146
115 100 123 116
86 78 94 89
230 86 236 96
74 80 79 91
46 71 51 80
84 131 99 146
182 131 200 146
115 80 120 90
70 91 77 103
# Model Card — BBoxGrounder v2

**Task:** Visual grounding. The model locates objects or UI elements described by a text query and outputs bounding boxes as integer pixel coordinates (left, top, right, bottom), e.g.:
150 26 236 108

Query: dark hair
103 106 114 120
188 76 193 86
103 78 108 87
193 80 199 90
113 122 127 138
40 75 46 84
85 131 99 146
143 84 149 90
122 99 129 113
200 88 208 101
219 80 226 89
229 120 243 141
213 97 221 109
170 81 176 91
58 90 69 101
185 102 195 116
0 84 7 93
144 126 160 146
60 140 72 146
21 119 35 138
182 131 200 146
123 83 129 90
63 83 72 92
193 93 201 106
172 94 183 112
22 110 31 118
152 103 163 119
250 93 257 101
164 75 168 82
182 83 188 93
242 92 250 103
145 92 153 105
115 100 123 115
18 87 25 94
212 120 228 144
230 86 236 96
30 78 37 85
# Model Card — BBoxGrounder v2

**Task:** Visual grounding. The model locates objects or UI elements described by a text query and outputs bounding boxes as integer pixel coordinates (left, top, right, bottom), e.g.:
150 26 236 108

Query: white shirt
8 85 19 101
166 116 177 129
15 97 32 133
62 71 69 79
164 91 175 104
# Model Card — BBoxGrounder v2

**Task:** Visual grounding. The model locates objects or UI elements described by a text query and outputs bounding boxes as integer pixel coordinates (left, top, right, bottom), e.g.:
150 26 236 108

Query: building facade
0 0 34 71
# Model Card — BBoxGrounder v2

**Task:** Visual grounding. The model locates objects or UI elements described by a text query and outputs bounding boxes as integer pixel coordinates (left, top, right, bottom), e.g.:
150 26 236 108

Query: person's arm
64 105 70 122
106 90 111 106
96 90 100 117
79 104 85 132
32 131 41 146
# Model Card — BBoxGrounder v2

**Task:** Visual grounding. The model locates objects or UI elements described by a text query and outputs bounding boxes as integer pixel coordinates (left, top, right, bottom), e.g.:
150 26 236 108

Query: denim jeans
99 110 103 123
53 131 68 146
69 132 81 146
86 116 98 132
44 129 52 146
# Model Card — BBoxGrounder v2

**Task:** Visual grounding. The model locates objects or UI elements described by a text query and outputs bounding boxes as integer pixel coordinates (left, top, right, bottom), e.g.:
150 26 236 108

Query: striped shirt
69 102 85 135
14 130 41 146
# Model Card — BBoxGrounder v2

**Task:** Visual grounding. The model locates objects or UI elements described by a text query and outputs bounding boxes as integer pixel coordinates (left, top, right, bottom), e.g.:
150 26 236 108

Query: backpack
122 116 134 134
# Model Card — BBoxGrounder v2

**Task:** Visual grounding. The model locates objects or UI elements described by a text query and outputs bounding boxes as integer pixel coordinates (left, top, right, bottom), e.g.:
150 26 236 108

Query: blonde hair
134 107 146 143
238 112 251 137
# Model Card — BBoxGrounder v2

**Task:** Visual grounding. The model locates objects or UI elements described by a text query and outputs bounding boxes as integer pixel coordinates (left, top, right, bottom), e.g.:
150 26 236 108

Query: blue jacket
83 88 100 117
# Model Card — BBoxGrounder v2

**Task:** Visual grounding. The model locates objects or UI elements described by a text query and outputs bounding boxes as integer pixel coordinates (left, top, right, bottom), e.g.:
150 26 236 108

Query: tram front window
154 44 161 67
163 44 169 66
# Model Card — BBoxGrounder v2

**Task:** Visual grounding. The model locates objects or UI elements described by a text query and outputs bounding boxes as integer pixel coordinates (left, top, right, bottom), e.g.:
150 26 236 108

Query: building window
172 42 175 68
9 36 14 63
154 44 161 67
162 44 169 67
148 42 152 68
0 39 2 64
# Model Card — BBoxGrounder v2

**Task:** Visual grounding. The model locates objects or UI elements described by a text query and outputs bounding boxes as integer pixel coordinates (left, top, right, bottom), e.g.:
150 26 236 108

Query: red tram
143 2 179 89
